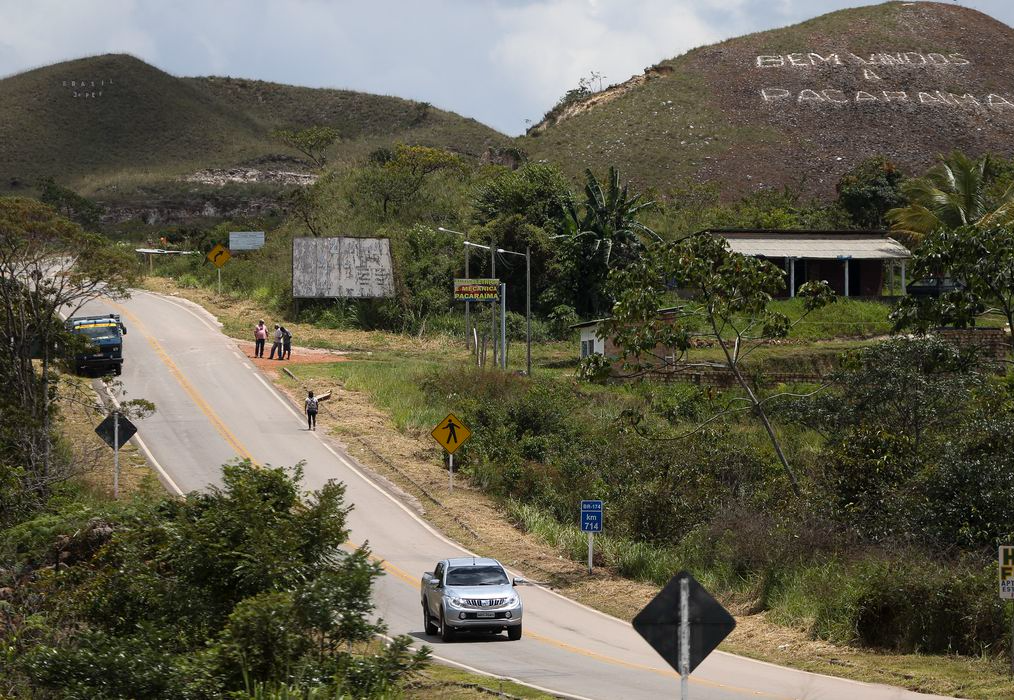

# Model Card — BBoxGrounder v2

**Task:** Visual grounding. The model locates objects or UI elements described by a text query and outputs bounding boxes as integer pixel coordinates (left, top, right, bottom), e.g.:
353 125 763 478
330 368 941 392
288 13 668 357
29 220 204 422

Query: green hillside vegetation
0 54 508 201
522 1 1014 198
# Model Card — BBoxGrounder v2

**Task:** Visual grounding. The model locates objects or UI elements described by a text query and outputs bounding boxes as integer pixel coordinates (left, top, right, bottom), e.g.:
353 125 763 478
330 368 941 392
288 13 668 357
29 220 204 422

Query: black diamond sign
95 413 137 450
632 571 736 675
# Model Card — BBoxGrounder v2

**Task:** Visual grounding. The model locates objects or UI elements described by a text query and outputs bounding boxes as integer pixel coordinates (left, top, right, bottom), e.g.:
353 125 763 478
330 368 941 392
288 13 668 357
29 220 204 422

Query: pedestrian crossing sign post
431 413 472 493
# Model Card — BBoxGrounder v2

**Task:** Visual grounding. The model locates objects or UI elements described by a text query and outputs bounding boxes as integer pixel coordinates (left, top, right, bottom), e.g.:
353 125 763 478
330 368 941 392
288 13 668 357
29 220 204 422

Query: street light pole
491 239 497 367
438 227 472 350
526 246 531 376
464 247 470 350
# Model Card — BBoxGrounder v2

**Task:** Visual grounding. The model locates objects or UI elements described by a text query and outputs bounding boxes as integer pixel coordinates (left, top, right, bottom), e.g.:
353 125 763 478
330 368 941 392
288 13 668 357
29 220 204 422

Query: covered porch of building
710 229 912 297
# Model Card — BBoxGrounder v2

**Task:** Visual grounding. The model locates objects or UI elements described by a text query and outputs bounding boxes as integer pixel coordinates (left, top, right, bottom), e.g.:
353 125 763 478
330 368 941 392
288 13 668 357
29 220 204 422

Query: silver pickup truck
421 557 524 642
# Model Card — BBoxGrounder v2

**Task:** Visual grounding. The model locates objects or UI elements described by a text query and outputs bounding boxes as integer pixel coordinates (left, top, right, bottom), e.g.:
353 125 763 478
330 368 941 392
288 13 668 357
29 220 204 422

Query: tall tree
0 197 138 521
603 233 834 496
892 224 1014 357
557 167 658 316
272 126 341 169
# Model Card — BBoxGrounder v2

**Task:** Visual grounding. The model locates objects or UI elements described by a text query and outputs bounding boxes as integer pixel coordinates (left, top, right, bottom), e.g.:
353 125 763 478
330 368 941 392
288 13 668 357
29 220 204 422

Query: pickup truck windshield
446 566 509 586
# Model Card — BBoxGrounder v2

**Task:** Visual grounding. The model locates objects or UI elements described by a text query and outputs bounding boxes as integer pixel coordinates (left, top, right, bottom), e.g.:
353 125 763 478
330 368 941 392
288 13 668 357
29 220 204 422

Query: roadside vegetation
5 115 1014 698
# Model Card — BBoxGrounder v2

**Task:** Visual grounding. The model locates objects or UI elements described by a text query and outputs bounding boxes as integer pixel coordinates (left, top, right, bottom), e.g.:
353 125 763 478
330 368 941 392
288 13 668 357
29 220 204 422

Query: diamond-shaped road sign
206 243 231 268
95 413 137 450
633 571 736 675
430 413 472 455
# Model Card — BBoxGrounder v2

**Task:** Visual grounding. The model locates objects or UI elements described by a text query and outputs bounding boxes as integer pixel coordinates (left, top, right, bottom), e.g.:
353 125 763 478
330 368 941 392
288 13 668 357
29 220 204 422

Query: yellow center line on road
366 547 792 699
108 301 253 462
120 295 789 700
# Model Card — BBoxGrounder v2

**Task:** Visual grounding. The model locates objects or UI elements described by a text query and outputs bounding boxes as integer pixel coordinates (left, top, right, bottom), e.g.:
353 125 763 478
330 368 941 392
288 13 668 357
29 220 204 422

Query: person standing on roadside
305 390 318 431
281 325 292 360
253 319 267 358
269 324 283 359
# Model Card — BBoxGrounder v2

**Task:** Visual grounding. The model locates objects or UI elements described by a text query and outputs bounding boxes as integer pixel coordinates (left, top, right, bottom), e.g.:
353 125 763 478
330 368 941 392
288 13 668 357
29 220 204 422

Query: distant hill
520 1 1014 199
0 54 509 204
6 2 1014 218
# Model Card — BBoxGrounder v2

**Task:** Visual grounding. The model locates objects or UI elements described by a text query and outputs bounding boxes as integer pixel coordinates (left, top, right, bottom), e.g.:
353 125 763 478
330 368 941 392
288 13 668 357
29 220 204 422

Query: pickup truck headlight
449 597 466 607
506 594 519 606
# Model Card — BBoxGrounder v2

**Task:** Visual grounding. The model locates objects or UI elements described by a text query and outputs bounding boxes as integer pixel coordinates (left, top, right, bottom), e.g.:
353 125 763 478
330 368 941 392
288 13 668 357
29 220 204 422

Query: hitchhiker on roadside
305 390 318 431
281 325 293 360
253 319 267 358
269 324 283 359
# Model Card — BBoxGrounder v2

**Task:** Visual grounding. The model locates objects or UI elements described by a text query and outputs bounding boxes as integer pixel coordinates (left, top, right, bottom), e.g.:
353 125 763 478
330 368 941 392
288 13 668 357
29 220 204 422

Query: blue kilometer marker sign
581 500 603 532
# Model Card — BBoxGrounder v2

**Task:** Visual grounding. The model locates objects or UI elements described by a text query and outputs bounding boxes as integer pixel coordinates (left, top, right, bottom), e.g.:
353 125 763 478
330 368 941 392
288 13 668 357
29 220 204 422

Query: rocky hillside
521 1 1014 199
0 54 509 206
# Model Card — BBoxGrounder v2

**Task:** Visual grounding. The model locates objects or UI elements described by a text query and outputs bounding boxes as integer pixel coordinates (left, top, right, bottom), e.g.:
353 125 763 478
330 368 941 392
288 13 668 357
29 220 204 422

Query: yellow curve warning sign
430 413 472 454
207 243 231 268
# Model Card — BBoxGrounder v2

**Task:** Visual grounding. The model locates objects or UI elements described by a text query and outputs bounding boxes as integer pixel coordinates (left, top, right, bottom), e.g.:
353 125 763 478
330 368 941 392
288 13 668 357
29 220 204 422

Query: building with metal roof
707 229 911 297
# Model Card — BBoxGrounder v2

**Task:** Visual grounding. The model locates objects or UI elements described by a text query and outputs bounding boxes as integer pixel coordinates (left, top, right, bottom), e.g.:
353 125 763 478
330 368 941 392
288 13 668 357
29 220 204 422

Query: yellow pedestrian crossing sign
207 243 231 268
431 413 471 454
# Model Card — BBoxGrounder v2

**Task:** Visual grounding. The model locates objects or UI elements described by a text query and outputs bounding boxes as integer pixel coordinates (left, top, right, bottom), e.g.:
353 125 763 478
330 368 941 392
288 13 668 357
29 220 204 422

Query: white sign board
230 231 265 250
292 237 395 299
1001 546 1014 600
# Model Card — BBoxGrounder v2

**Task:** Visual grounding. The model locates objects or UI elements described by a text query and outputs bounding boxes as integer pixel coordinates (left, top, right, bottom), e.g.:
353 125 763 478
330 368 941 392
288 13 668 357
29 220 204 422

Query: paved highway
80 290 955 700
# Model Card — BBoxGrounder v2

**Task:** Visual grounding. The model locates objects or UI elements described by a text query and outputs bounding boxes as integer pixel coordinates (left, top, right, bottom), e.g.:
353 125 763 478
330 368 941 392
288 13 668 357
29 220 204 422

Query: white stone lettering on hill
760 87 1014 109
754 52 970 68
752 50 1010 110
61 78 113 98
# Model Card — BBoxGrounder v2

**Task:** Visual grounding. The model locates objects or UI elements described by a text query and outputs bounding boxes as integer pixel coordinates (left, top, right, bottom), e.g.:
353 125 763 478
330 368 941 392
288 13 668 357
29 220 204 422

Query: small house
709 229 911 297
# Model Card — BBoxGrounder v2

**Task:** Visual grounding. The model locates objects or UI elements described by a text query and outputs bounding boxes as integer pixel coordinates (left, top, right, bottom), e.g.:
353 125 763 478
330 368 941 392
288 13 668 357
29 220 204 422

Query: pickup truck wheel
507 624 523 641
423 604 439 636
439 608 456 642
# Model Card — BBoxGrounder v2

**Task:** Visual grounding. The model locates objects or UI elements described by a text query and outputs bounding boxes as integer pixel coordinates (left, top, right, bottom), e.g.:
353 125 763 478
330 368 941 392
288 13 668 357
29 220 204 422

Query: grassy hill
6 2 1014 214
520 1 1014 199
0 54 509 204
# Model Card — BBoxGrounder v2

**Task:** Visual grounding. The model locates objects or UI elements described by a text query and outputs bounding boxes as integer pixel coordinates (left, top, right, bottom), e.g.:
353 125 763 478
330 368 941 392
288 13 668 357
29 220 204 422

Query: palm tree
887 151 1014 244
558 167 658 315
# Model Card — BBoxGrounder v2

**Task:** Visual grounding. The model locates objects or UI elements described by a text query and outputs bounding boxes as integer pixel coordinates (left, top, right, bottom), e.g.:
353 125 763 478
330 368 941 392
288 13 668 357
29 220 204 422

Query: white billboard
230 231 265 250
292 237 395 299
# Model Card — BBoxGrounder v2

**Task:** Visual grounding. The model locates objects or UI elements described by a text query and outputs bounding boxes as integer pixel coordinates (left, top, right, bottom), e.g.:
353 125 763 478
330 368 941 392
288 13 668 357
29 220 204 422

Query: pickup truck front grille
463 598 507 608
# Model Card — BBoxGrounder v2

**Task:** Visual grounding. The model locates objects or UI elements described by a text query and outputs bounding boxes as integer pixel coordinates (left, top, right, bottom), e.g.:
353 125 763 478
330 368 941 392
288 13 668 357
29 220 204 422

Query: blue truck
66 314 127 375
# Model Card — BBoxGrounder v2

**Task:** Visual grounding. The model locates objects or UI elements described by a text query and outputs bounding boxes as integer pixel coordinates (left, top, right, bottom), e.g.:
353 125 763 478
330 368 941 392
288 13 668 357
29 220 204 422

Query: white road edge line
96 382 184 496
137 289 900 693
377 633 595 700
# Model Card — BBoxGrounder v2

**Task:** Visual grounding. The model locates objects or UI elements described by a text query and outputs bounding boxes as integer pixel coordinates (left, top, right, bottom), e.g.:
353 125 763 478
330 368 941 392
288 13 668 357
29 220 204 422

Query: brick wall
934 327 1011 362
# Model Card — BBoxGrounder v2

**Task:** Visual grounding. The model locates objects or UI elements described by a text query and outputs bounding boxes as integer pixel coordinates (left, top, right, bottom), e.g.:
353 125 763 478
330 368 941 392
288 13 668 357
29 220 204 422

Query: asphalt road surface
79 290 956 700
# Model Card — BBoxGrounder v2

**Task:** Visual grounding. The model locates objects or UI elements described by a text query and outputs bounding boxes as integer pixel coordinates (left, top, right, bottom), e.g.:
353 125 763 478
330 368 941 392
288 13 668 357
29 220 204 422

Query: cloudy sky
0 0 1010 135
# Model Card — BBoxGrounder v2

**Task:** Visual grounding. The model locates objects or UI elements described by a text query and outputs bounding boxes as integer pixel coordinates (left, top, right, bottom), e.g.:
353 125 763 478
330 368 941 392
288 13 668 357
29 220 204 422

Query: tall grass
329 360 447 432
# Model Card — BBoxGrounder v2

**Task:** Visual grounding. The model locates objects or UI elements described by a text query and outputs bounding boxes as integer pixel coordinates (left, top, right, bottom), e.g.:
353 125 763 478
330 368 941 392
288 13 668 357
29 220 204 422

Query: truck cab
66 314 127 375
421 557 524 642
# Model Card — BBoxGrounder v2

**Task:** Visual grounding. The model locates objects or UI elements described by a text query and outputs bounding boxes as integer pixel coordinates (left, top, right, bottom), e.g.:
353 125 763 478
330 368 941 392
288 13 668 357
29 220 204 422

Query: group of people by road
253 320 323 431
253 319 292 360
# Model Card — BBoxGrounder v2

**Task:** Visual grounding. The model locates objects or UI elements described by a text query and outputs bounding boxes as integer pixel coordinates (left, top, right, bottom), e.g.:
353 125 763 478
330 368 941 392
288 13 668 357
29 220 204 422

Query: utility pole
526 245 531 376
464 246 471 350
491 240 497 367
